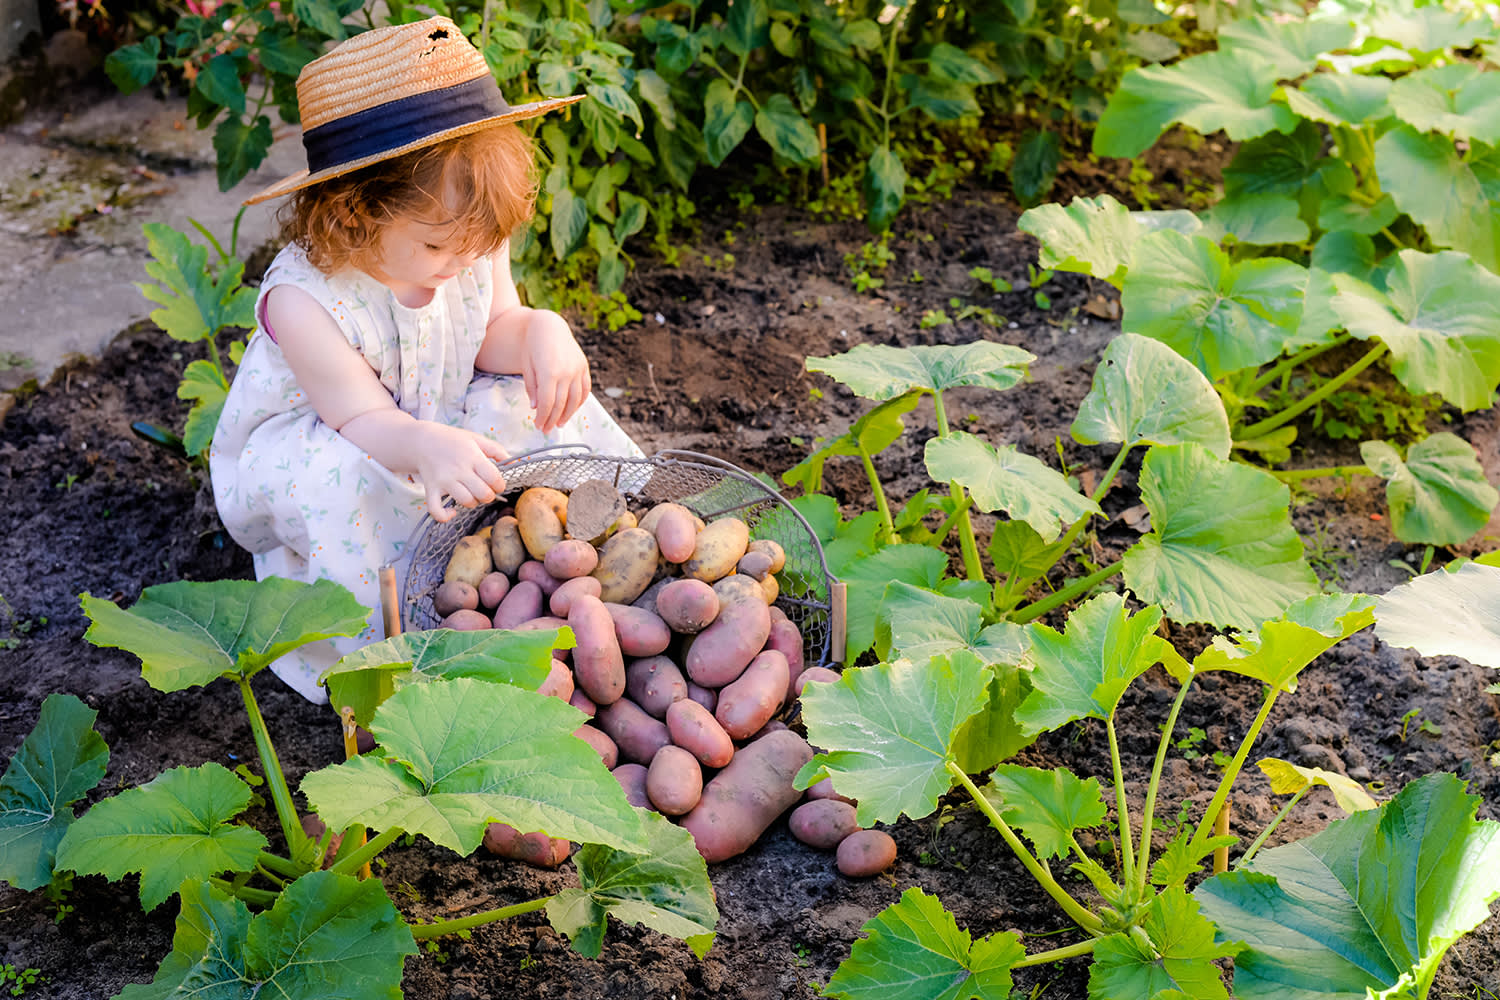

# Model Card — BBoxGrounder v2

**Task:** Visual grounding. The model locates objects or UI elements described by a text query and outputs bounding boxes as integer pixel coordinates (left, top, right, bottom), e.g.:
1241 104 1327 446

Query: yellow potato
516 487 569 559
443 535 493 589
684 518 750 582
747 539 786 574
489 515 527 575
591 527 660 604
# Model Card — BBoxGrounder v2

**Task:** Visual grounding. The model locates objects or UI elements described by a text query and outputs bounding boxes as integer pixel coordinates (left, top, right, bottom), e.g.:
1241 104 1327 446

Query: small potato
518 560 565 597
631 575 675 617
680 730 814 863
805 777 857 807
544 539 600 580
612 763 651 809
715 649 790 740
537 658 574 701
493 580 544 630
482 822 572 869
434 580 480 617
736 550 775 581
684 518 751 583
790 799 861 850
794 666 841 697
640 503 699 564
766 619 806 706
443 535 493 589
477 572 510 610
647 745 704 816
747 539 786 574
606 603 672 657
768 605 790 625
685 593 772 688
595 697 672 766
549 575 602 617
626 655 689 718
685 681 717 714
656 579 721 634
489 516 528 575
516 487 569 559
574 724 618 769
568 595 626 705
836 829 897 877
569 688 598 718
592 528 660 605
759 574 780 604
666 698 734 768
441 608 492 631
712 574 766 606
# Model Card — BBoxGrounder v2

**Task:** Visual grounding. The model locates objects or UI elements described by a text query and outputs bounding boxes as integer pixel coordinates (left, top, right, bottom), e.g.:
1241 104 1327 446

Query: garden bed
1 186 1498 999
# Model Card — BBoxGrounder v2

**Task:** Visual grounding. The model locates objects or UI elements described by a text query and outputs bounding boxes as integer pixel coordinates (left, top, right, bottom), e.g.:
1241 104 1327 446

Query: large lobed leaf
1216 15 1355 78
1089 887 1240 1000
837 545 950 662
806 342 1034 402
1016 194 1144 287
1196 773 1500 1000
783 391 923 494
1388 63 1500 145
982 764 1106 860
876 582 1027 668
1360 433 1499 546
1374 561 1500 668
300 677 647 855
925 433 1100 543
1375 131 1500 275
82 578 371 692
1191 592 1375 692
136 223 257 344
0 694 108 891
1072 333 1232 459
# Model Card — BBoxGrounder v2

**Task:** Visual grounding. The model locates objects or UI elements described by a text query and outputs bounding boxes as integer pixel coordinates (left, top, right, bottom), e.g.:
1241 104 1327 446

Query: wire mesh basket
401 446 844 667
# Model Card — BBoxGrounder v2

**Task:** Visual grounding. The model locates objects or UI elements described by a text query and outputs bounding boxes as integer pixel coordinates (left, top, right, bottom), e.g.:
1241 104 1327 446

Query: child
209 16 642 703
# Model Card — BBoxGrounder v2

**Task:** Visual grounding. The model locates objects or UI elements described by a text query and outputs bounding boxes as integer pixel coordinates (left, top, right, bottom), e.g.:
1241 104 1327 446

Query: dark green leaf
550 188 589 260
293 0 348 39
724 0 770 57
1009 129 1061 208
754 93 821 164
212 114 273 192
104 38 160 94
195 53 246 115
704 80 755 167
864 146 907 231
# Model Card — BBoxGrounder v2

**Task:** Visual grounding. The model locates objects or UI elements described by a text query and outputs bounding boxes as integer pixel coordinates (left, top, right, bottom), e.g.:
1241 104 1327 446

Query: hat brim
241 94 585 206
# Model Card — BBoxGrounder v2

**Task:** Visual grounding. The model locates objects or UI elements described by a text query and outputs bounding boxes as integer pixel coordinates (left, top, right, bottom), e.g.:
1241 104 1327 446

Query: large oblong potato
516 487 569 559
591 527 660 604
443 534 493 589
489 515 527 575
679 729 814 863
683 518 750 582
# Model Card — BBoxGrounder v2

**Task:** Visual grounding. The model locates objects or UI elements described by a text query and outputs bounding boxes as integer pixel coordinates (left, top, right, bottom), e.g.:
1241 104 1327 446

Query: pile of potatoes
433 481 896 878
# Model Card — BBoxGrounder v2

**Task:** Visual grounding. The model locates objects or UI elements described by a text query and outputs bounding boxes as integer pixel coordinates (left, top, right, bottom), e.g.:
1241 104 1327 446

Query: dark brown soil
2 183 1499 1000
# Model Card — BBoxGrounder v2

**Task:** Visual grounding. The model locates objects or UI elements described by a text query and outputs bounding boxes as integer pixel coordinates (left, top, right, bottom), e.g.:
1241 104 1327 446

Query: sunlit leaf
982 765 1106 859
1375 128 1500 272
783 392 923 494
808 342 1033 401
1192 593 1375 692
136 223 257 344
1283 72 1392 127
1017 194 1143 287
1217 16 1355 78
876 582 1027 667
1257 758 1377 814
926 433 1100 543
1090 888 1239 1000
1373 561 1500 669
1388 64 1500 144
1072 333 1232 458
1361 434 1499 545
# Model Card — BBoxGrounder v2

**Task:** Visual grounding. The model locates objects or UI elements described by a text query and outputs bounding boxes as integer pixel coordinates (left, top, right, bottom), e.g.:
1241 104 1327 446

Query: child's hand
522 311 591 433
413 423 509 521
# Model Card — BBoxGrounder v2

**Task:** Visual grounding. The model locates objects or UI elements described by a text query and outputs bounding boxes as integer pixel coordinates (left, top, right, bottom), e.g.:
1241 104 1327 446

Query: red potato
794 666 841 697
630 575 675 617
595 697 672 765
544 539 600 580
434 580 480 617
655 579 721 634
482 822 572 869
685 681 717 713
747 539 786 574
744 719 790 742
768 605 789 625
837 829 897 877
789 799 861 850
612 763 651 809
766 618 806 705
568 595 626 705
569 688 598 718
679 729 815 863
537 658 574 701
573 724 618 768
736 550 775 581
715 649 790 740
805 777 857 807
666 698 734 768
518 560 565 597
606 603 672 657
685 593 771 687
645 503 699 563
646 745 704 816
493 580 544 630
514 615 572 661
550 575 602 617
441 608 492 631
626 655 688 718
477 572 510 610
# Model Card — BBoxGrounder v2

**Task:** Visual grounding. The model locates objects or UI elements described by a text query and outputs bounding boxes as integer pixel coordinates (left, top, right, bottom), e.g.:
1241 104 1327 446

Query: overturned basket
401 447 846 668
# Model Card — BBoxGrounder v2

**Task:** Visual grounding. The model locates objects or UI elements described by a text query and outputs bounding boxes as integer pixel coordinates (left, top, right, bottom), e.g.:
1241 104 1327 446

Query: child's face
370 211 482 292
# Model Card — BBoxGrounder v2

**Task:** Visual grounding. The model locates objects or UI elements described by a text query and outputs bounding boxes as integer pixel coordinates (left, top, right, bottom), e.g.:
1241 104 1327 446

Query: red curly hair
278 124 539 275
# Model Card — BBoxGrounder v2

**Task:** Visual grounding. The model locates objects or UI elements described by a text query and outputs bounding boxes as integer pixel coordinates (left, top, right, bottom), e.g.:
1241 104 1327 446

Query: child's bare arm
265 285 507 519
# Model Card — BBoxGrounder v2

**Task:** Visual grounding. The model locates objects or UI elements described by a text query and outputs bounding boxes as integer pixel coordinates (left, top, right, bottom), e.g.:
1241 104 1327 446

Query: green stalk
1237 343 1389 441
1013 938 1098 968
1010 560 1122 625
1187 686 1281 855
877 6 906 140
328 826 405 877
1135 678 1193 897
924 492 973 547
1271 464 1372 483
1244 337 1350 397
947 762 1105 935
256 850 306 880
409 897 551 940
933 390 986 582
1069 834 1120 899
1236 786 1309 869
1104 718 1136 893
238 676 309 863
857 444 897 543
209 877 278 907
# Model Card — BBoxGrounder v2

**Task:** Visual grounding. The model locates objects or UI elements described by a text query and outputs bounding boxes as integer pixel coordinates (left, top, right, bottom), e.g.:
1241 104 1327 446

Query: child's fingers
534 379 560 433
459 468 498 505
475 435 510 464
427 486 454 522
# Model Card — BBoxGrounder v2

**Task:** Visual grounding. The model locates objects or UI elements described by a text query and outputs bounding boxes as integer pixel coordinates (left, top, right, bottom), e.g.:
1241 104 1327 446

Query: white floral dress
209 242 642 703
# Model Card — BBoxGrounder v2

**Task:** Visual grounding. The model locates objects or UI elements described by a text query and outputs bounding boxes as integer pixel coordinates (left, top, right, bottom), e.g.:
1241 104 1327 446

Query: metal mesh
401 447 837 667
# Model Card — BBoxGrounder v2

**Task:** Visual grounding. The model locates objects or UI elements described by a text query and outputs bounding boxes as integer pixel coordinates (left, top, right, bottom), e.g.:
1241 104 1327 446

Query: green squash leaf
838 545 950 662
1375 127 1500 272
1072 333 1232 459
136 223 257 344
299 677 648 855
783 391 923 493
926 433 1100 543
876 582 1028 667
1123 444 1319 631
116 874 416 1000
824 887 1025 1000
1217 16 1355 78
1388 64 1500 144
754 93 820 164
55 763 266 911
1257 758 1377 814
1369 6 1496 54
1373 561 1500 669
1361 434 1500 545
1331 249 1500 411
1200 192 1310 246
1282 72 1392 127
1015 595 1170 732
1196 773 1500 1000
982 765 1106 860
1093 50 1299 159
796 653 991 826
82 578 371 692
0 694 108 891
547 812 718 959
1192 593 1376 692
1122 230 1307 379
177 359 229 458
1017 194 1143 287
1089 887 1240 1000
951 665 1036 776
807 342 1034 402
704 79 755 167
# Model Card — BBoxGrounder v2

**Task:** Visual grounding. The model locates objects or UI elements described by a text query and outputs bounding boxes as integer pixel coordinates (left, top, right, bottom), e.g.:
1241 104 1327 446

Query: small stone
1295 743 1345 774
1348 765 1372 783
603 386 624 399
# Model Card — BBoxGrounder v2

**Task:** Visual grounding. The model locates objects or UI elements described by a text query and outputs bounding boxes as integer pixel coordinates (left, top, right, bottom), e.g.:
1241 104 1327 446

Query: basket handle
499 443 597 468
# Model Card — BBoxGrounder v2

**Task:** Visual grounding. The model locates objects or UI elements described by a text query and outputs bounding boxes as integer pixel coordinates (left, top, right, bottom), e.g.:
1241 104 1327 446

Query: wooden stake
818 122 830 188
830 580 848 665
379 564 401 639
1213 798 1231 874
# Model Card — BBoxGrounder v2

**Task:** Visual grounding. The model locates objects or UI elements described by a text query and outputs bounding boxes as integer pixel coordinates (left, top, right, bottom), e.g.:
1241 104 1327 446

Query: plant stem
1237 343 1389 440
1013 938 1099 968
1010 560 1122 624
1104 718 1136 893
238 676 309 864
877 7 906 142
926 493 973 547
409 897 551 940
1236 787 1309 869
257 850 306 880
328 825 405 877
1245 337 1349 397
1270 464 1372 483
1135 677 1193 897
857 444 897 542
933 390 986 583
209 877 278 907
1188 686 1281 855
947 762 1105 934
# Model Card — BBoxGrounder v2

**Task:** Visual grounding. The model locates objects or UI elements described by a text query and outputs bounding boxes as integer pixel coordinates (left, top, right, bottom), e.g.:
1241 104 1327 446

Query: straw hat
243 16 582 205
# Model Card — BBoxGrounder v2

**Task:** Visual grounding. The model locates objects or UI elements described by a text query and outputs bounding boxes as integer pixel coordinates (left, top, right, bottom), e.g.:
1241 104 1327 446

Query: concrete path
0 88 302 402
